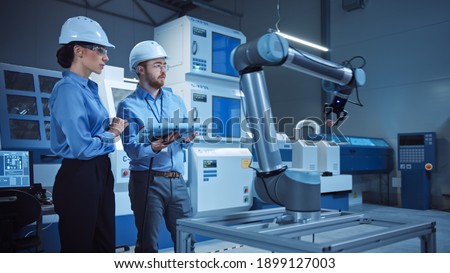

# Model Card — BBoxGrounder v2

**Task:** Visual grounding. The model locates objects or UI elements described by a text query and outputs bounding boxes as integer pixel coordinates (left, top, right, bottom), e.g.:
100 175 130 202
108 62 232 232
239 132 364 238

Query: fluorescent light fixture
272 30 329 52
124 77 139 83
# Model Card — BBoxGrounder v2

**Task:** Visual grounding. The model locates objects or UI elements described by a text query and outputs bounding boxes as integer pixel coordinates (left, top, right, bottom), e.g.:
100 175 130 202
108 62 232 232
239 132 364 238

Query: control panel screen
398 132 435 170
212 96 241 138
0 150 33 189
399 135 424 146
212 32 241 77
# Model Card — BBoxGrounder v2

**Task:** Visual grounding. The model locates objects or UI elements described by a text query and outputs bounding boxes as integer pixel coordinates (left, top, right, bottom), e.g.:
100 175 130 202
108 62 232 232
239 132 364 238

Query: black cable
343 55 366 69
261 176 283 206
247 147 283 207
347 84 364 107
138 156 154 251
341 56 366 107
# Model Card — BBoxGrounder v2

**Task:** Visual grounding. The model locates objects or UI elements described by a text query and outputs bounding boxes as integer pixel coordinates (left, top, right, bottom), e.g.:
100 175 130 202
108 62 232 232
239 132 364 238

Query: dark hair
56 41 94 68
56 43 75 68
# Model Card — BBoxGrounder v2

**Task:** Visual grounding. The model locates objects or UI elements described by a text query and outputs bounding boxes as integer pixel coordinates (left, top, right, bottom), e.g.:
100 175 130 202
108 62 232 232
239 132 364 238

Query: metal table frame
176 207 436 253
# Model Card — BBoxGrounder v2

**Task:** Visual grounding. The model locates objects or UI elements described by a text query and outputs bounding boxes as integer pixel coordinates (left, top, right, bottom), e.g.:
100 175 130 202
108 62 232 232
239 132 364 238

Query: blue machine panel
398 132 436 171
398 132 436 210
336 135 394 174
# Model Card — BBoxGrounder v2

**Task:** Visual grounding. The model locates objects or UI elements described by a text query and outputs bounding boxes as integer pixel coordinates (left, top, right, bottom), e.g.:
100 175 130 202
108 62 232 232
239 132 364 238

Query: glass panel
112 87 134 113
212 96 241 138
44 121 51 140
39 75 60 93
7 95 37 115
41 98 50 116
9 119 41 140
212 32 240 77
4 70 35 92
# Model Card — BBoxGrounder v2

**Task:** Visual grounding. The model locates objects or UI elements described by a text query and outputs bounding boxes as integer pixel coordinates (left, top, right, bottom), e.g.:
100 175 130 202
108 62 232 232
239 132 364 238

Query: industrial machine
176 33 436 253
155 16 254 217
398 132 436 210
189 147 253 217
293 119 394 175
0 63 62 188
154 16 247 148
292 119 320 172
292 120 352 209
338 135 394 174
292 120 394 208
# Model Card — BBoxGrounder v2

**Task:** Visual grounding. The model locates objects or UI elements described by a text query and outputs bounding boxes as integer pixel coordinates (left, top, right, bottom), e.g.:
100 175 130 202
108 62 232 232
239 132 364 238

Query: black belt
150 170 181 178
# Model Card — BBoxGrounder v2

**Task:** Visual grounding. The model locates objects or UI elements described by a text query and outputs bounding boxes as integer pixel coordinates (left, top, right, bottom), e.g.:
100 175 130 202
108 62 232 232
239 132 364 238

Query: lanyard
145 93 163 124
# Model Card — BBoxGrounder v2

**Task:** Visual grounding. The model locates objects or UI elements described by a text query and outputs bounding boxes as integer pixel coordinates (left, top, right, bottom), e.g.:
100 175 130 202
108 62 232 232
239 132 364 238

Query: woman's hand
108 117 129 137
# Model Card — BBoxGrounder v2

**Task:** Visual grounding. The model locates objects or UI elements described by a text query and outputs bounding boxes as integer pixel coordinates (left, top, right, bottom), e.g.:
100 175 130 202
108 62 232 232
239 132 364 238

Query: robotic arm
234 33 365 127
232 33 365 222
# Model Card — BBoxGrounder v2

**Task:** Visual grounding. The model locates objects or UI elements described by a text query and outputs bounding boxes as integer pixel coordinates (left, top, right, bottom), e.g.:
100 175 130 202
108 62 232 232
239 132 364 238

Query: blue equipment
398 132 436 210
337 135 394 174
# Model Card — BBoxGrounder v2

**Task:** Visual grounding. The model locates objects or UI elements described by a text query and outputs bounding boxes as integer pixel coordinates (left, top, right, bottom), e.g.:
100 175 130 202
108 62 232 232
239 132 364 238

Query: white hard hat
129 40 167 74
59 16 115 48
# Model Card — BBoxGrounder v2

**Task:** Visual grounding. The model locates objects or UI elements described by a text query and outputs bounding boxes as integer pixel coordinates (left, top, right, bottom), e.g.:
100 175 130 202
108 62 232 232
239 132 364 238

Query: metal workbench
176 207 436 253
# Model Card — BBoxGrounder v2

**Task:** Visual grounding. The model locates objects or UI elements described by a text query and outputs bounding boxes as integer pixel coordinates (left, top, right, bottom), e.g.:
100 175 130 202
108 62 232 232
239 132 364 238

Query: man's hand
151 132 180 152
183 131 198 143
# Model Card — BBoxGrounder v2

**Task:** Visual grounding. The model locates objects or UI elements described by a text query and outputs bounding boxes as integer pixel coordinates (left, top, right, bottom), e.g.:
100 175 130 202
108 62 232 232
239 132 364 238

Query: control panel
189 147 253 217
398 132 436 171
397 132 436 210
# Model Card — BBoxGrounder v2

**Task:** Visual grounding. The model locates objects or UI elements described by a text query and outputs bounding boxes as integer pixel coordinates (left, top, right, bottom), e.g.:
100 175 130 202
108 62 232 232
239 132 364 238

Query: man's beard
149 78 164 89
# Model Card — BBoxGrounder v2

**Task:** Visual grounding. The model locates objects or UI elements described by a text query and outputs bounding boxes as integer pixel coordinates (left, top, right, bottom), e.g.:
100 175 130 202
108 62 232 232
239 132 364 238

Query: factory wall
0 0 154 78
329 0 450 209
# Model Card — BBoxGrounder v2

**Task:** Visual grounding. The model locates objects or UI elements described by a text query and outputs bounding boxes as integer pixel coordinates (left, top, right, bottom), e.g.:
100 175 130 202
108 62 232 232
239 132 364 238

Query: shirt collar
63 70 90 88
63 70 99 93
136 85 166 101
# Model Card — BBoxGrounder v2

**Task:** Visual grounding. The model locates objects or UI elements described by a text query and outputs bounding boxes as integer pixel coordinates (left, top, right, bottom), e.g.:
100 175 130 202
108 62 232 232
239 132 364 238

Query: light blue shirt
49 71 115 160
117 86 192 172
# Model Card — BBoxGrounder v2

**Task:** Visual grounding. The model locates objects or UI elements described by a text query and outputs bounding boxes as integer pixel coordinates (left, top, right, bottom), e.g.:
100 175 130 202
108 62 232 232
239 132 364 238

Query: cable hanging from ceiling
270 0 329 52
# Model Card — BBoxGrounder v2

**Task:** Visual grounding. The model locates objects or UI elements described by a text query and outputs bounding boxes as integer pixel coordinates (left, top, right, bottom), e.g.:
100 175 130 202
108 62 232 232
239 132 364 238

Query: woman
50 16 128 252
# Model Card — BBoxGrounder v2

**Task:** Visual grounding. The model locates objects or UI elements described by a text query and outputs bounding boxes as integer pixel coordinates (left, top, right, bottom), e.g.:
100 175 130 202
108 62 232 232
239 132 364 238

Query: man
117 40 196 252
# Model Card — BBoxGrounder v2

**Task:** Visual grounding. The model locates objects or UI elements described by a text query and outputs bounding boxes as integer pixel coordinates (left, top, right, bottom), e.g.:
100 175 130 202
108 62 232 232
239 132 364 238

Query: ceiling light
269 29 329 52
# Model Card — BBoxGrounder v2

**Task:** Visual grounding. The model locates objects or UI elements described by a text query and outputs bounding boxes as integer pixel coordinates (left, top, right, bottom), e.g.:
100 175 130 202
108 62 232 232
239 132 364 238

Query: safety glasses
152 63 170 71
80 44 108 56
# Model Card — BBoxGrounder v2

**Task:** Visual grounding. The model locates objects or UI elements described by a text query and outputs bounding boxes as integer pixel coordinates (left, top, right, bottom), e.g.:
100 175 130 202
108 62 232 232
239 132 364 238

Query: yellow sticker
241 159 251 168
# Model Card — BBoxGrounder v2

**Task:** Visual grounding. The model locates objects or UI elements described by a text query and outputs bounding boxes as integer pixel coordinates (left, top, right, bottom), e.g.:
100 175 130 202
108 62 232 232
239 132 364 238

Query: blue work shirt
49 70 115 160
117 86 192 172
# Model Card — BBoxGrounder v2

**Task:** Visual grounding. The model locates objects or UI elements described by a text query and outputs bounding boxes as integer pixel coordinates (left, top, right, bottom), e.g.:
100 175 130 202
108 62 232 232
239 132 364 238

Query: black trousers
53 155 115 252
